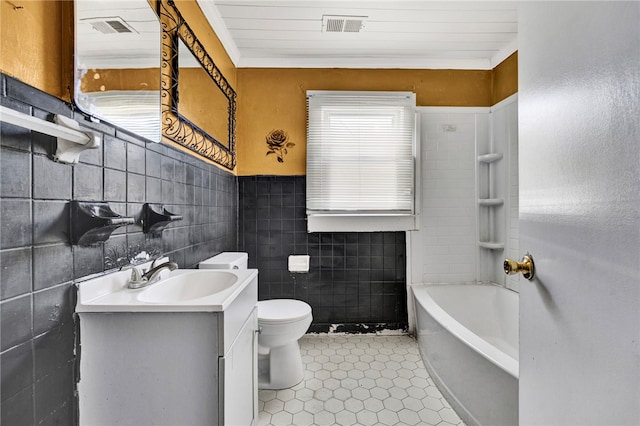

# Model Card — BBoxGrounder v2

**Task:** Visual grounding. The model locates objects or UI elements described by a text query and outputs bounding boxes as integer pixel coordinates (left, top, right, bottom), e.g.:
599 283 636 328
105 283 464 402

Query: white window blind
306 91 417 232
79 91 161 142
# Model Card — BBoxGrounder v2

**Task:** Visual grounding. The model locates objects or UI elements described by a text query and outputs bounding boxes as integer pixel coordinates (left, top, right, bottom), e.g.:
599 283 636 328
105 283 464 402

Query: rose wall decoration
266 129 295 163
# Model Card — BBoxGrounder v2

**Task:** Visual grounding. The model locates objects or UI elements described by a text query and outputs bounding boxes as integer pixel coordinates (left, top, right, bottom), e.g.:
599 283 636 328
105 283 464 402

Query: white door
518 3 639 425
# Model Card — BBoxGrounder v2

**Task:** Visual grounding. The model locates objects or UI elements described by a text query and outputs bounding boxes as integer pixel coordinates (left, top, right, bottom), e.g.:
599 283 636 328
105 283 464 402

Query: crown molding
198 0 516 71
236 56 493 70
196 0 241 66
491 39 518 68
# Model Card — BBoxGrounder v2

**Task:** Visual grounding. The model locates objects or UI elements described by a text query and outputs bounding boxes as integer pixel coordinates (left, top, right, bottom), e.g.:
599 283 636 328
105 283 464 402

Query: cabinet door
220 308 257 426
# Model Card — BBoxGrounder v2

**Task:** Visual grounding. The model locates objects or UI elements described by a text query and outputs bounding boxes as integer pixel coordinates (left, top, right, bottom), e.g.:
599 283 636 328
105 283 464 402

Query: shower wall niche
476 95 519 290
410 94 519 292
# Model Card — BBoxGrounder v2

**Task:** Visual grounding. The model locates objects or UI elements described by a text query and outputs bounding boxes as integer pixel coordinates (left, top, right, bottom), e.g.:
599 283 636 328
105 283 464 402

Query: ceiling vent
83 17 136 34
322 15 367 33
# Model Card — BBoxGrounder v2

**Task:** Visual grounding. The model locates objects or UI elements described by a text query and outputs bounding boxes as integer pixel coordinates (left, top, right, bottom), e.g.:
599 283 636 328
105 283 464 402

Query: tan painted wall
0 0 237 99
172 0 236 89
236 68 500 175
1 0 517 176
161 0 237 168
0 0 73 101
492 52 518 104
80 68 160 92
179 68 230 147
0 0 237 169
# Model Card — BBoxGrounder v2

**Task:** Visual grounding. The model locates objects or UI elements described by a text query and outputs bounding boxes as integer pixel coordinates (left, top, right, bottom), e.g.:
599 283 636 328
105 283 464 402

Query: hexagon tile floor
258 334 465 426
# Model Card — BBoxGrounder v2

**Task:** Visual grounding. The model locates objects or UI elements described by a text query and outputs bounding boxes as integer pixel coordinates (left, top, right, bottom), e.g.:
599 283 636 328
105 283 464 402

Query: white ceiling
197 0 518 70
76 0 161 69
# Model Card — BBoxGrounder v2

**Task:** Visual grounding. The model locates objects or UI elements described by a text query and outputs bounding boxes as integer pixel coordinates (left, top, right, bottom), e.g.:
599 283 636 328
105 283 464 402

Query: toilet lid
258 299 312 325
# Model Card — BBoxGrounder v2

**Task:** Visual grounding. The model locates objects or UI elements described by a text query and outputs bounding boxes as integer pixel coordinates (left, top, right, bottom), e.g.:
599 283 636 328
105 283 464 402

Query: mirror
178 40 230 149
74 0 161 142
159 0 237 169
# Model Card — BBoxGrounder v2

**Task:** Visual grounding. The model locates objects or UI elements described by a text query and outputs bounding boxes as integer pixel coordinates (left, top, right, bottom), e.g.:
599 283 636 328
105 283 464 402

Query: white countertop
76 261 258 313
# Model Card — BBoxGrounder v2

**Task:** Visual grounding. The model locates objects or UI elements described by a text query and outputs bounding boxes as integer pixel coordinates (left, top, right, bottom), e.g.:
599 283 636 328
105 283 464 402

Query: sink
137 270 238 303
75 259 258 312
76 261 259 426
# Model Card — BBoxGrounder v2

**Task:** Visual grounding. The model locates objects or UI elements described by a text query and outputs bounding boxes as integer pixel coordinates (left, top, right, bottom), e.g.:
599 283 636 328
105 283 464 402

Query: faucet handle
128 267 148 288
130 266 144 281
150 257 170 269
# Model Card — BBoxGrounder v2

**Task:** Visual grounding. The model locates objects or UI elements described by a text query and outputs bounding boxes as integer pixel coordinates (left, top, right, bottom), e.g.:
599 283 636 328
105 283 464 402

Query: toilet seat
258 299 312 325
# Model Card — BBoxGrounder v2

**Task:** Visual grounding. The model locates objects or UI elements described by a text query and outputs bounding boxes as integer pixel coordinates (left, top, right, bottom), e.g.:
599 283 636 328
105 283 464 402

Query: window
306 91 418 232
79 91 161 142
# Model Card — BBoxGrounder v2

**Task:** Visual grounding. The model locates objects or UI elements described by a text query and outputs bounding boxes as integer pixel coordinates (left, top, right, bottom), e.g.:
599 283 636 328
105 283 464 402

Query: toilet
255 299 312 389
199 252 313 390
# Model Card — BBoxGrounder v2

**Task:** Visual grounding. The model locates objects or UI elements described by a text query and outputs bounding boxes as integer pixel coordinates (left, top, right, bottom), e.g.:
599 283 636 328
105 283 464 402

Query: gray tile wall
239 176 408 333
0 74 238 425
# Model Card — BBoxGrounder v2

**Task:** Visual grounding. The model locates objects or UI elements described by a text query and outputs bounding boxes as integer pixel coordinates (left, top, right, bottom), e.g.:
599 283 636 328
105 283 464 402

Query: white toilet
199 252 313 390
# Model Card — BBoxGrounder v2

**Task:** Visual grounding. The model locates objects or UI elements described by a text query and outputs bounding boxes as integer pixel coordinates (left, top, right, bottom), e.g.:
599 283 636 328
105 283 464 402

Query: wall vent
322 15 367 33
83 17 136 34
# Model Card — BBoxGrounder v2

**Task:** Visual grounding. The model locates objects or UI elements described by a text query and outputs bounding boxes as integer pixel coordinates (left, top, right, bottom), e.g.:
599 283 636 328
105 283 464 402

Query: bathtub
412 284 518 426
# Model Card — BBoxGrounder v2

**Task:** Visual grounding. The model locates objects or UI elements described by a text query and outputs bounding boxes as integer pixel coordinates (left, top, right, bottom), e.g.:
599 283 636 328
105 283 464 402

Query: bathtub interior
412 283 520 426
411 283 519 379
425 284 518 360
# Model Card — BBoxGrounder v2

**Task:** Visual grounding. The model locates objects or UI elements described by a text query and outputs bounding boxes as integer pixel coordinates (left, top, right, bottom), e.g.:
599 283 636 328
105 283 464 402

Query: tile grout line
258 334 465 426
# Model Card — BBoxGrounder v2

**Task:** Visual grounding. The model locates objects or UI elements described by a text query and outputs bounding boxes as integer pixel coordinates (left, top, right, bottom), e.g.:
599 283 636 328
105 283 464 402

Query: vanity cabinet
77 273 258 426
221 308 258 425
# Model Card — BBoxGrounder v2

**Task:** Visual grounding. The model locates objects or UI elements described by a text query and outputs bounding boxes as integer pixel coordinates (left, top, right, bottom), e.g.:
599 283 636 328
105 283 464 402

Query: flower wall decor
266 129 295 163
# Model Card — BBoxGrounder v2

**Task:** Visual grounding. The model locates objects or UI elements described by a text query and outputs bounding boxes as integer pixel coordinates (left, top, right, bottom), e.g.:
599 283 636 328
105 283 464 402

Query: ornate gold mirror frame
158 0 236 170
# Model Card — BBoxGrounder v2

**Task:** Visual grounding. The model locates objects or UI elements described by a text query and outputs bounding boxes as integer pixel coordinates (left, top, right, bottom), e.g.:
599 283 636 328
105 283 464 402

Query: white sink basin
75 260 258 312
137 270 238 303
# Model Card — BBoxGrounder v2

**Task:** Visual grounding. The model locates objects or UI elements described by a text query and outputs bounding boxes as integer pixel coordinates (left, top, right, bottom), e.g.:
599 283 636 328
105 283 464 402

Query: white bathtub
412 284 519 426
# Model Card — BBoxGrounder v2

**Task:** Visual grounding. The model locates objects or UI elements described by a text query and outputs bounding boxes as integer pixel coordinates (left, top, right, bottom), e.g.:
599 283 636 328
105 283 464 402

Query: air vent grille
322 15 367 33
83 17 136 34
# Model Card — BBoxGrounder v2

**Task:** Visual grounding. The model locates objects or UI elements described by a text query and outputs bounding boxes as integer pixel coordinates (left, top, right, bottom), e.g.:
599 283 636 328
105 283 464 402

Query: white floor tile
258 334 465 426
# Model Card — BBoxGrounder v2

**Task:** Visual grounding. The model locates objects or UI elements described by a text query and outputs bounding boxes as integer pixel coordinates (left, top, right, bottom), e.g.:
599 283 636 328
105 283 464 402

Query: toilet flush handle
503 254 535 280
255 327 262 335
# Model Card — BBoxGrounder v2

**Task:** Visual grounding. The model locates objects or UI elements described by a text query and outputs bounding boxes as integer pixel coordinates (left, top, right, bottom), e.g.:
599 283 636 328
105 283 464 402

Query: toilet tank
199 252 248 270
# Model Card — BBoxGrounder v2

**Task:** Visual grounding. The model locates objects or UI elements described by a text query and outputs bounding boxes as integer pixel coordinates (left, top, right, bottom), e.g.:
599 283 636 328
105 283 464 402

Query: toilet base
257 341 304 390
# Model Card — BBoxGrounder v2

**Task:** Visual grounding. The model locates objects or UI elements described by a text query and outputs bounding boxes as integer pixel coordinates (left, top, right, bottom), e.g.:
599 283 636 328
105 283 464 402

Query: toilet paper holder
288 255 310 273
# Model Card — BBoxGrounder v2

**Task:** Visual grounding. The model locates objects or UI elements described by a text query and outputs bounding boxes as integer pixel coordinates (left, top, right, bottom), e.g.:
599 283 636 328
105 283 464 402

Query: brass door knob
503 254 535 280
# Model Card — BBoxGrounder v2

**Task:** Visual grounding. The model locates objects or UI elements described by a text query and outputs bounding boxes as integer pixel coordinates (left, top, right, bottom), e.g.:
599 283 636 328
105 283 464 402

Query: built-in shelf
478 241 505 250
477 153 503 163
478 198 504 206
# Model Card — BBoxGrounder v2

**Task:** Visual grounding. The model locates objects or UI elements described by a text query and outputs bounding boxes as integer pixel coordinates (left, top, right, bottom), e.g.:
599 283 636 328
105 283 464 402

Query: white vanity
75 263 259 426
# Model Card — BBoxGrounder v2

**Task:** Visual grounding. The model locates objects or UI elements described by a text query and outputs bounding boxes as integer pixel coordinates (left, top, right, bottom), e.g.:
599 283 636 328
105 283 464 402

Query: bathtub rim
411 283 519 379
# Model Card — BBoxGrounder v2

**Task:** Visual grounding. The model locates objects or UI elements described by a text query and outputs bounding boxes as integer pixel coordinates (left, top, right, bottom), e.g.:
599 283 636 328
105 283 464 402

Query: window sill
307 214 418 232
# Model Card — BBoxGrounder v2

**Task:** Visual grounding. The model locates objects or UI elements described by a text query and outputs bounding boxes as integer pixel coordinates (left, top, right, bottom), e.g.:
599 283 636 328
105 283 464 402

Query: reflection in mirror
75 0 161 142
178 40 230 149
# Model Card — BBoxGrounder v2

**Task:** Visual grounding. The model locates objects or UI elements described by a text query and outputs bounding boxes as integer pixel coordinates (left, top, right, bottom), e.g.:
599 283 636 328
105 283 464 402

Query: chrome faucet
128 261 178 289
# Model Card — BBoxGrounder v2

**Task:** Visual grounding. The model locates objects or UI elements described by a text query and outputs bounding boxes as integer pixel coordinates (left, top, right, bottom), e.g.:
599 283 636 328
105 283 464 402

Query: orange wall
81 68 160 92
161 0 237 168
179 68 230 147
236 67 517 176
0 0 238 100
172 0 236 89
0 0 73 100
0 0 238 169
1 0 517 177
492 52 518 104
